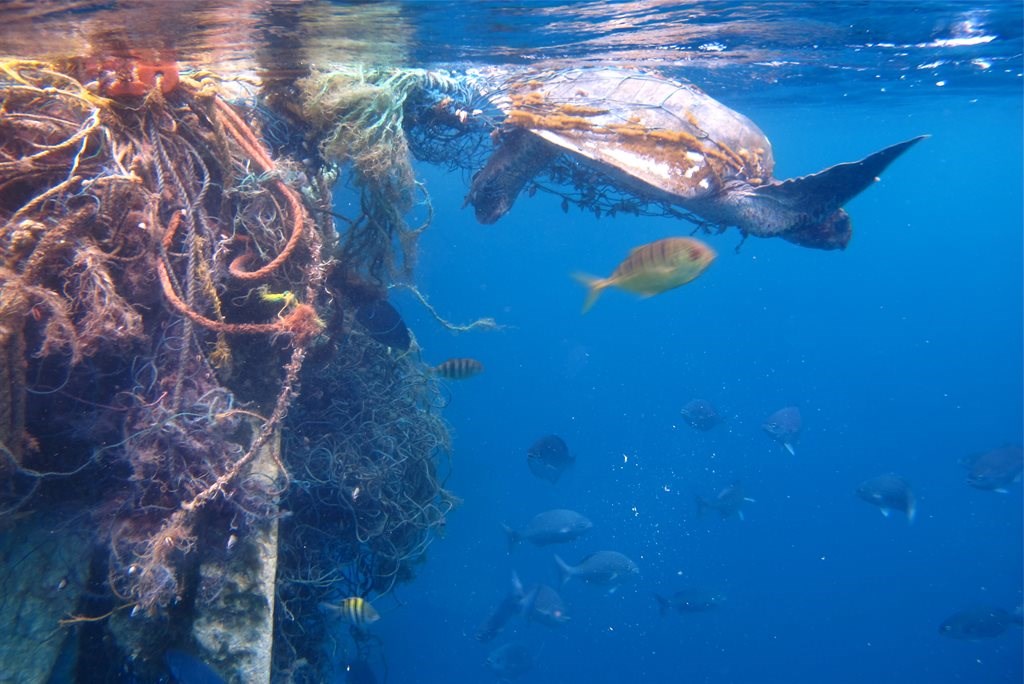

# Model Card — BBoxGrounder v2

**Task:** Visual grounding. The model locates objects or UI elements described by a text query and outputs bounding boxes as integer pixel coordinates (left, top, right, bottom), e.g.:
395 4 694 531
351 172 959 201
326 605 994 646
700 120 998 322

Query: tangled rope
0 57 326 615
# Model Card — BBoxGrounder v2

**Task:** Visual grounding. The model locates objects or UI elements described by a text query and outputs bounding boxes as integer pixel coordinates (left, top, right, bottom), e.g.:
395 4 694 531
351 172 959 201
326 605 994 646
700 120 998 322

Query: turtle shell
495 67 774 203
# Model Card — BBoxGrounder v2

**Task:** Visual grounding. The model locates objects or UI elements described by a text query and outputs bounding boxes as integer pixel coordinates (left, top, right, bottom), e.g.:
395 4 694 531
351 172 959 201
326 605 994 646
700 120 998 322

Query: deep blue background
1 1 1018 682
359 89 1023 683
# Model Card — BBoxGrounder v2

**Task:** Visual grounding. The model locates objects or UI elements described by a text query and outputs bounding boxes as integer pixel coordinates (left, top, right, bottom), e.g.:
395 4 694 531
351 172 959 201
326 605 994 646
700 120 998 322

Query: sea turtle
466 67 924 250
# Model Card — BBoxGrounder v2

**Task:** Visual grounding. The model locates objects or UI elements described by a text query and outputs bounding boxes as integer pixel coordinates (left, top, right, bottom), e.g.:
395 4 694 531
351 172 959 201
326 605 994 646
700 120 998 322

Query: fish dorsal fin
753 136 926 219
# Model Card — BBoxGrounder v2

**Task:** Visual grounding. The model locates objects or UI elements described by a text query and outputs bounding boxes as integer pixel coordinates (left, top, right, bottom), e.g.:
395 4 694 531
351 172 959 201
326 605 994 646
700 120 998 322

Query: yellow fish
574 237 715 313
319 596 381 627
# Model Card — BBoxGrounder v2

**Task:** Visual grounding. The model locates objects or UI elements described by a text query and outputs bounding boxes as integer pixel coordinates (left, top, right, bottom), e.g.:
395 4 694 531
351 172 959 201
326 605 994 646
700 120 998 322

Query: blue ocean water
1 1 1020 683
391 110 1023 683
374 5 1023 684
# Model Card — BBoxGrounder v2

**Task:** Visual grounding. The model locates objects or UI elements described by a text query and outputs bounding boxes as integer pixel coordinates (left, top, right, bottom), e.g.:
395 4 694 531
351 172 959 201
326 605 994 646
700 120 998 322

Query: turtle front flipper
465 128 558 223
758 136 926 218
730 135 926 249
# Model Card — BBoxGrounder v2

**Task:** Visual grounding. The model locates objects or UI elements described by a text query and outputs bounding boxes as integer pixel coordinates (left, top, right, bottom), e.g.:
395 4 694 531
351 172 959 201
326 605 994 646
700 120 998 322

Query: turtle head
779 209 852 250
465 128 559 224
464 170 513 224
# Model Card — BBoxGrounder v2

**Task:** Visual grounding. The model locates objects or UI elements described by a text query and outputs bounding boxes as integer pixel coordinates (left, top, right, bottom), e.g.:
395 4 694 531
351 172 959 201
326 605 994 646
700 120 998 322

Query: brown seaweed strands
506 98 748 175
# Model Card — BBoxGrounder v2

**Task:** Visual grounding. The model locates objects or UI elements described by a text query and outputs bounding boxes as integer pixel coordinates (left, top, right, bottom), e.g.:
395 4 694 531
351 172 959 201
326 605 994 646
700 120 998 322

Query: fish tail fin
553 554 573 587
655 594 670 617
572 273 605 314
502 524 520 552
906 493 917 525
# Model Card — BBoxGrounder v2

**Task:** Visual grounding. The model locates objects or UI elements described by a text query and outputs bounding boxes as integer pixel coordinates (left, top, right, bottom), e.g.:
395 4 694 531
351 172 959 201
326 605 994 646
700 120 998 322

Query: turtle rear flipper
756 136 927 222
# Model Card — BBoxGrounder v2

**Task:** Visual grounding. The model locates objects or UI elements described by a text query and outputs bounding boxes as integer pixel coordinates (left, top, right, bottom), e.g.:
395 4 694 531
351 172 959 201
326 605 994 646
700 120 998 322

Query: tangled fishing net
0 54 327 611
0 56 457 679
273 328 455 679
298 66 483 283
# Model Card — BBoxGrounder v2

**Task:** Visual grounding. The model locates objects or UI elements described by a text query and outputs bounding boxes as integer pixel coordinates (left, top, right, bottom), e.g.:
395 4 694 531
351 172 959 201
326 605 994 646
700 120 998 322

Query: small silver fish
486 642 535 681
696 482 755 521
680 399 721 431
961 445 1022 492
503 509 592 549
762 406 801 455
527 434 574 484
856 474 916 522
939 606 1023 640
655 588 724 616
554 550 639 592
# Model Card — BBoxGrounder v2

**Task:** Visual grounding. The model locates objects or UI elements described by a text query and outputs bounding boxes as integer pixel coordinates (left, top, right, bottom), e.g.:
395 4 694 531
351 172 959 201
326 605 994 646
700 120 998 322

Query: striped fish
433 357 484 380
574 237 715 313
319 597 381 627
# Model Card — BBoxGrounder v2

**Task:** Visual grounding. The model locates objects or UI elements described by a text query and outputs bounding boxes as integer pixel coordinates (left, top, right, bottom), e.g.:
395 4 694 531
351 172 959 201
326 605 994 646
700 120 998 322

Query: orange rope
212 97 308 282
213 96 275 171
158 211 322 342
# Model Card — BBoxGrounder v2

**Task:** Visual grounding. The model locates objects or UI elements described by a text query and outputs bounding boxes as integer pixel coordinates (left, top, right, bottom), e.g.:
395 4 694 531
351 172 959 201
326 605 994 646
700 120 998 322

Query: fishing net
298 66 481 284
0 55 455 679
273 327 456 679
0 55 328 615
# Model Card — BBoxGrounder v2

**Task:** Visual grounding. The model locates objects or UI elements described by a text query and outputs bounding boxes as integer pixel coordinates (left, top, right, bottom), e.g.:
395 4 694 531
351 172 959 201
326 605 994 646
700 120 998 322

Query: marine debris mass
0 56 460 681
0 45 987 684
